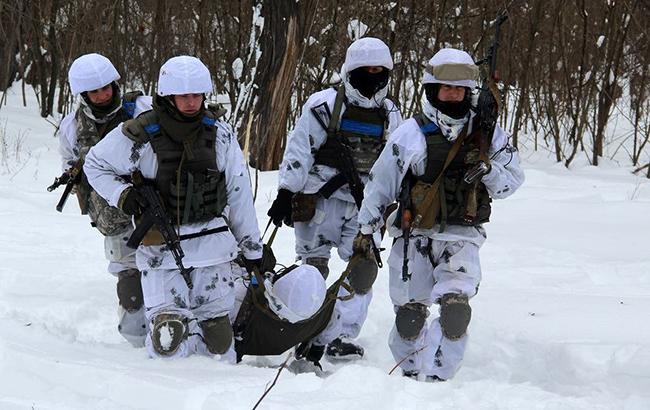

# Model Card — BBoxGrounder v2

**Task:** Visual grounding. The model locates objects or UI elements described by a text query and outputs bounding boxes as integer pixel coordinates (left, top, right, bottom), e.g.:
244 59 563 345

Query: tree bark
246 0 316 171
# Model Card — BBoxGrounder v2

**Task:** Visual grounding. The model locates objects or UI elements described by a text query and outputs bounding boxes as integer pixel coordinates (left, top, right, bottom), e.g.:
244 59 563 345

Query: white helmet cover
422 48 479 88
68 53 120 96
343 37 394 73
157 56 213 96
264 265 326 323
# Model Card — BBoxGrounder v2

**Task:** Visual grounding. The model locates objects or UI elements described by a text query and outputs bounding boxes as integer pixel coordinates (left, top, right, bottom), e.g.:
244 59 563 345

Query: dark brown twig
252 352 294 410
388 345 428 376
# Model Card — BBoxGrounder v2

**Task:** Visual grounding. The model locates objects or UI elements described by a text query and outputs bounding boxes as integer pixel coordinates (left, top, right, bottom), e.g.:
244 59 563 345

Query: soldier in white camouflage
57 53 152 347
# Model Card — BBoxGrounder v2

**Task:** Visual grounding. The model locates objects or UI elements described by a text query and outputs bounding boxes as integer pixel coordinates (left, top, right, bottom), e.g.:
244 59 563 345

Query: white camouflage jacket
358 113 525 246
83 113 263 270
278 87 403 203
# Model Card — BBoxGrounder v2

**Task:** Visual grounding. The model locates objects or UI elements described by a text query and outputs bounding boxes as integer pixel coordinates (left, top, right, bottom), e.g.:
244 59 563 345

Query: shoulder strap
327 86 346 135
121 90 144 119
122 110 159 144
414 113 440 136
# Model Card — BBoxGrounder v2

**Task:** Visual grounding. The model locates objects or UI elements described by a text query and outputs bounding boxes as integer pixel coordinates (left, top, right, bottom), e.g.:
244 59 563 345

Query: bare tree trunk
247 0 316 171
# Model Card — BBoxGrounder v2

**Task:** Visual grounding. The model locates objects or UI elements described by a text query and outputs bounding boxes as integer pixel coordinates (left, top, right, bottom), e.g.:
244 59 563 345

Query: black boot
402 370 419 380
325 337 364 360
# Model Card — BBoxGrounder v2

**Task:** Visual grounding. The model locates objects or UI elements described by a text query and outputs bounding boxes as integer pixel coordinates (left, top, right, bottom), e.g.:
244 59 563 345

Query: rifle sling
178 226 229 241
318 173 347 198
127 224 229 248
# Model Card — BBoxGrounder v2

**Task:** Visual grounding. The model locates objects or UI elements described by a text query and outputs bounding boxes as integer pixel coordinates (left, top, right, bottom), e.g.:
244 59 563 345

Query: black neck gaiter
82 82 122 120
424 83 471 119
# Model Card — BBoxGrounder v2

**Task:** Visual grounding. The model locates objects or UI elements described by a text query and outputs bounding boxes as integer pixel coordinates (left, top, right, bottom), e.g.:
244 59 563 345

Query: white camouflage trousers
104 227 147 347
294 196 371 341
140 261 238 359
387 235 482 380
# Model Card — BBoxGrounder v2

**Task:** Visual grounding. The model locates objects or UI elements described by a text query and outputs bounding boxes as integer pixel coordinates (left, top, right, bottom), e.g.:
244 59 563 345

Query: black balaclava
81 82 121 119
348 67 390 99
424 83 472 119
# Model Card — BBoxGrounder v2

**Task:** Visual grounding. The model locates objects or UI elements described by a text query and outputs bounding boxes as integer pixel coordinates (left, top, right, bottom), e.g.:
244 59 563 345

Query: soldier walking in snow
56 53 152 347
84 56 263 359
267 37 403 361
356 48 525 381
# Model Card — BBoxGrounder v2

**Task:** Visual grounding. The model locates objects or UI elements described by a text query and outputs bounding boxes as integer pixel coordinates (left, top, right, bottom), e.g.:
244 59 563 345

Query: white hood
342 37 393 109
68 53 120 96
264 265 326 323
157 56 213 96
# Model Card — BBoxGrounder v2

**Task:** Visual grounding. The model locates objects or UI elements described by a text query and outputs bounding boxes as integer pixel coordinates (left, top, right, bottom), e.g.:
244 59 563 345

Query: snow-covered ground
1 86 649 410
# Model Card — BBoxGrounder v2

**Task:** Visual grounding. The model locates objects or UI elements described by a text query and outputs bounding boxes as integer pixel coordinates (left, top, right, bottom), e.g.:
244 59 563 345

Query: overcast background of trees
1 0 648 175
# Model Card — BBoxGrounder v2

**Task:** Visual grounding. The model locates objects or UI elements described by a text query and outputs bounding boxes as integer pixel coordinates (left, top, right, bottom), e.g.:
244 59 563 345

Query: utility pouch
291 193 318 223
410 180 441 230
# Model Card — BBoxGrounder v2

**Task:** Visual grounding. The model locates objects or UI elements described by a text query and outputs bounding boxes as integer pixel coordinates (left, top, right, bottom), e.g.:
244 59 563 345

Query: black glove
243 244 276 274
305 343 325 370
118 187 147 216
267 188 294 227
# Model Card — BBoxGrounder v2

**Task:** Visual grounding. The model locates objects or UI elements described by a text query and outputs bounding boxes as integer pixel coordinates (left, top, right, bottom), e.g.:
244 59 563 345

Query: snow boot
325 337 364 360
402 370 419 380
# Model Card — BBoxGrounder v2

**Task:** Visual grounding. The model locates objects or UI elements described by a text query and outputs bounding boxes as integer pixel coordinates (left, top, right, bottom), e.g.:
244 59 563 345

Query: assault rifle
331 133 383 268
126 170 195 289
47 160 83 212
397 174 418 282
464 10 509 185
460 10 508 224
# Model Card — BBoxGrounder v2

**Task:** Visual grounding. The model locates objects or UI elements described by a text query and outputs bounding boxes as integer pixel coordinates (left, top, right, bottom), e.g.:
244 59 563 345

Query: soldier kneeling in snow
84 56 263 359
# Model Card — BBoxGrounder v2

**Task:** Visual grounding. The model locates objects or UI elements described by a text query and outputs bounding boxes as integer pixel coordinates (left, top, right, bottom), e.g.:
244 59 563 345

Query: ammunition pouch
168 169 227 225
291 193 318 223
409 180 439 230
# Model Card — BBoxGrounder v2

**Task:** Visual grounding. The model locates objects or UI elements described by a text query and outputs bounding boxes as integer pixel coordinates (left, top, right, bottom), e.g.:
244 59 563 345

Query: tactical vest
122 109 227 225
411 113 491 229
74 91 143 236
313 87 387 174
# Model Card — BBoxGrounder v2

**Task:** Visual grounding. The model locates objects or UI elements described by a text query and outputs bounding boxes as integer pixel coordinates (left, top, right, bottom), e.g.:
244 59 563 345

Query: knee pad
395 303 428 341
304 257 329 279
151 313 188 356
200 316 233 354
346 253 378 295
439 293 471 340
116 269 143 312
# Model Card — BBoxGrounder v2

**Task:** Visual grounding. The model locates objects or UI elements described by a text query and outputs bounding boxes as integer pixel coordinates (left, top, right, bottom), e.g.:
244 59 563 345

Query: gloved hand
305 343 325 369
243 244 276 274
352 231 374 255
267 188 294 227
118 187 147 216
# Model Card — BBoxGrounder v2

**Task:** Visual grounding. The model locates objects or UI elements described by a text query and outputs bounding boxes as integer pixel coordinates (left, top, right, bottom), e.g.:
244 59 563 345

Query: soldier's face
173 93 203 116
364 66 384 74
87 84 113 106
437 85 466 102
